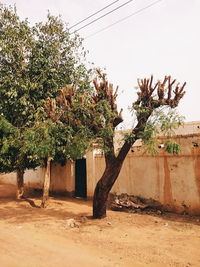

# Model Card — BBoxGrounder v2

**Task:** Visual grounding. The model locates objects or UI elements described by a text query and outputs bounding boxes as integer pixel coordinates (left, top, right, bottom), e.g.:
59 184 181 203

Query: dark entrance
75 158 87 198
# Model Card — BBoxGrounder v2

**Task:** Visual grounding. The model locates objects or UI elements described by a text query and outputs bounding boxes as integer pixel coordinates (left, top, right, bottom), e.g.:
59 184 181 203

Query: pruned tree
37 86 92 207
91 70 186 219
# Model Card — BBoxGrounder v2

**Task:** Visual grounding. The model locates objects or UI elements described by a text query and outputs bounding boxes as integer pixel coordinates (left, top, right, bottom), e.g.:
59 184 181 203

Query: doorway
75 158 87 198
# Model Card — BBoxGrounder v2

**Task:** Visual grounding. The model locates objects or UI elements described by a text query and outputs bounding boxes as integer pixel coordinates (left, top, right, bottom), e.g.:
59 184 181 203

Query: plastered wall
0 168 43 197
87 134 200 215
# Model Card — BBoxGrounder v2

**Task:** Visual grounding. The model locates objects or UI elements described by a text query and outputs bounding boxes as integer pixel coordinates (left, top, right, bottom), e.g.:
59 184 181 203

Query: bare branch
92 70 123 128
135 75 186 111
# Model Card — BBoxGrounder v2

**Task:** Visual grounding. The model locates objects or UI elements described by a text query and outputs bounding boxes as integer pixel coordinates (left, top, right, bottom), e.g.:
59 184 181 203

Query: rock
66 218 79 228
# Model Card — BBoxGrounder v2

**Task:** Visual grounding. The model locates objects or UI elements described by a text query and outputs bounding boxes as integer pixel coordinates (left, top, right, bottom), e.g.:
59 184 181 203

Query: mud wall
87 134 200 215
50 161 75 196
0 168 43 197
0 161 74 197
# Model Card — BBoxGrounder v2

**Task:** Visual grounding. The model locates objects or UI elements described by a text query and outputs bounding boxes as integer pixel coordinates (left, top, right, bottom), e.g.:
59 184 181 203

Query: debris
107 222 112 225
110 194 162 213
66 218 79 228
157 210 162 215
111 199 148 211
163 223 168 227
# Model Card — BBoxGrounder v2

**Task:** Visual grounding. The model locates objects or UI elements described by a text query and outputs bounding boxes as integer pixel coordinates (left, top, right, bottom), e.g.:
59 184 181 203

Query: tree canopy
0 4 91 175
0 4 93 201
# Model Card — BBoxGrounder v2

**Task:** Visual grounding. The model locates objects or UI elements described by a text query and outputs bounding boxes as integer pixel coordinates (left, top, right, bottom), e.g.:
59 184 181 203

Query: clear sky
1 0 200 127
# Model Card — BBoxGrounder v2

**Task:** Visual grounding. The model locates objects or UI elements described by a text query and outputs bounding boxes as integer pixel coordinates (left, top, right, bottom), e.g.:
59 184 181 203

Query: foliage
153 108 184 136
0 4 35 127
165 139 180 154
139 109 184 155
0 117 39 172
123 132 136 144
0 4 91 173
140 122 159 155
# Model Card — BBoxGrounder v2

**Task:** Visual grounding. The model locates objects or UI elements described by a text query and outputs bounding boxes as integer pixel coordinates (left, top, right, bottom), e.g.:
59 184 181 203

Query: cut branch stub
92 69 123 128
135 75 186 110
45 85 76 122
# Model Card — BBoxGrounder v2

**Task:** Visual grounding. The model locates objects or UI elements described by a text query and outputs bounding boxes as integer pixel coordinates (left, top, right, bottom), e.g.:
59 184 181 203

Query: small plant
165 140 181 154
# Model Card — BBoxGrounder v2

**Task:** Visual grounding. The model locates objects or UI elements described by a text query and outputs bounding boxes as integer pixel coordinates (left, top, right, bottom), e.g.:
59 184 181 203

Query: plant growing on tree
90 70 186 219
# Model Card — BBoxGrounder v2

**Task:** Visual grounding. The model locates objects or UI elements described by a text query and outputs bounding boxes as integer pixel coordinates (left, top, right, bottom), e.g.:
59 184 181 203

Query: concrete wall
87 134 200 215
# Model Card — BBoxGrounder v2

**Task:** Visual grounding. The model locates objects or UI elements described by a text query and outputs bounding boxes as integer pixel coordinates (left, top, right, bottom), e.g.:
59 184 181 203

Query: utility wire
71 0 135 34
69 0 120 30
85 0 163 39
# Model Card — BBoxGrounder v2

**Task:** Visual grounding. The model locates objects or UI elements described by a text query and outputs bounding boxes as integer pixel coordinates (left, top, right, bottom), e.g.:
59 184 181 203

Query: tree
0 4 91 200
90 70 186 219
23 86 93 207
0 4 36 198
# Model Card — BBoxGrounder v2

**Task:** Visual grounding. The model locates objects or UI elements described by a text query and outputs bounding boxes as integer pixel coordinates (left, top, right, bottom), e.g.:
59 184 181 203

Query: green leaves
123 132 136 144
165 140 180 155
0 4 92 173
151 109 184 137
138 109 184 155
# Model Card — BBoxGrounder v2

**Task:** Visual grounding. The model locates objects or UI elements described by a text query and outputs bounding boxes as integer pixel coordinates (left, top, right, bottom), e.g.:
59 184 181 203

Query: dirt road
0 197 200 267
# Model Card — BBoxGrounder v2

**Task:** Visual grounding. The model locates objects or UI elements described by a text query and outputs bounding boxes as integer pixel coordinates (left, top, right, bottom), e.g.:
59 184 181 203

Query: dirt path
0 197 200 267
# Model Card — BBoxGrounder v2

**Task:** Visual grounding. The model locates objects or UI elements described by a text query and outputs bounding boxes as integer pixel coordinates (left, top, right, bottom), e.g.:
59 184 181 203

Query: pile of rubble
110 193 162 214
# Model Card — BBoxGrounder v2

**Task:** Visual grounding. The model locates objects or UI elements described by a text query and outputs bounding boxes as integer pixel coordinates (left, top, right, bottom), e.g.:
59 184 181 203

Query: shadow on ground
0 197 199 227
0 197 92 224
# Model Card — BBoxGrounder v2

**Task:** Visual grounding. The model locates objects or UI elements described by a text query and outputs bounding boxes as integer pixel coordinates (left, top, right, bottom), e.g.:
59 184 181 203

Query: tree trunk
16 169 24 199
93 136 134 219
93 160 123 219
41 158 51 208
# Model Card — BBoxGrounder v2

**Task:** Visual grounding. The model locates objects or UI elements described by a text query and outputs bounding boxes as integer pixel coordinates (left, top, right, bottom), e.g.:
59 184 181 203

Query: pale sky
1 0 200 127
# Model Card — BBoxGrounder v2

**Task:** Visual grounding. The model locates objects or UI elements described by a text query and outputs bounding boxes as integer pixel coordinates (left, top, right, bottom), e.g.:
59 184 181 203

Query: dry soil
0 197 200 267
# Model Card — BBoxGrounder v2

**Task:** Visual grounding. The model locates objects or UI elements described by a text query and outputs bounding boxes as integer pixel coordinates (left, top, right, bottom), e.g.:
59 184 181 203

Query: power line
85 0 163 39
69 0 120 30
71 0 135 34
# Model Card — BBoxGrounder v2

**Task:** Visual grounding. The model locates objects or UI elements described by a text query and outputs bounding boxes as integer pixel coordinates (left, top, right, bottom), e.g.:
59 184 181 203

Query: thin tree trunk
41 158 51 208
16 169 24 199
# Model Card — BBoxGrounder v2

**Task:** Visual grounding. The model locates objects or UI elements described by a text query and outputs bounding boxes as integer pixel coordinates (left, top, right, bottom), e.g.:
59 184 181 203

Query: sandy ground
0 197 200 267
